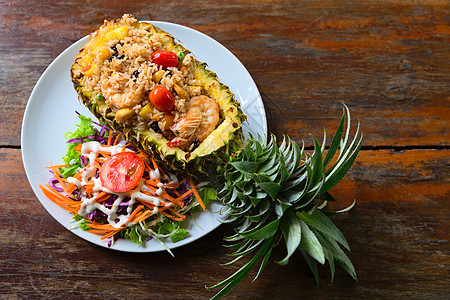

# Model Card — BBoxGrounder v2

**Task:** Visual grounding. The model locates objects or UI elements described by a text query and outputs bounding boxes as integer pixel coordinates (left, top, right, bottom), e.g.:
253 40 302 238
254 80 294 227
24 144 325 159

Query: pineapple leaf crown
208 104 363 299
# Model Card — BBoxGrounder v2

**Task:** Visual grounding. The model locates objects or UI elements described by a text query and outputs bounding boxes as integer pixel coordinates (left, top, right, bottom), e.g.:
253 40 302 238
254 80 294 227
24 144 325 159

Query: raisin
131 70 139 81
109 44 125 61
190 139 200 151
150 122 162 134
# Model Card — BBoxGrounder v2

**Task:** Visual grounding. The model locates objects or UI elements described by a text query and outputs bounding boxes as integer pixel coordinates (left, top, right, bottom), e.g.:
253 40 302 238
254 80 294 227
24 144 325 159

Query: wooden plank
1 0 448 147
1 147 448 298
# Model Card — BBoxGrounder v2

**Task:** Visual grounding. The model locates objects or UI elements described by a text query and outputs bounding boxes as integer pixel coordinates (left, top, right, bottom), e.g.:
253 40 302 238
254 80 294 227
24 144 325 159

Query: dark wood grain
0 0 449 146
0 0 449 299
1 148 448 299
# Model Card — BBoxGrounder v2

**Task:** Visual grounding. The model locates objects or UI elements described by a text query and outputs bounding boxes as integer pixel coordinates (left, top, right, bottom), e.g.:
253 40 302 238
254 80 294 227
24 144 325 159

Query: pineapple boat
71 15 245 175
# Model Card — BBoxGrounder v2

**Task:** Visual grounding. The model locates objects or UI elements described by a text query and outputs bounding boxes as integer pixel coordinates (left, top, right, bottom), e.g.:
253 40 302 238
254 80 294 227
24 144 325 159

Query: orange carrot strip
167 207 187 221
150 158 168 178
113 134 120 145
144 180 159 188
73 144 82 153
100 227 125 240
160 192 184 207
174 189 194 202
133 210 153 223
122 143 132 152
190 178 205 211
39 184 79 214
128 205 144 222
107 133 113 146
159 209 184 222
95 192 110 203
45 164 68 169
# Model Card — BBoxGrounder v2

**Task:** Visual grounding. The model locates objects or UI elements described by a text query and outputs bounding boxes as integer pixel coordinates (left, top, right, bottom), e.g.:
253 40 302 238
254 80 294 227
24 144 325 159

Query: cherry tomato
149 86 175 112
151 50 179 69
100 152 145 192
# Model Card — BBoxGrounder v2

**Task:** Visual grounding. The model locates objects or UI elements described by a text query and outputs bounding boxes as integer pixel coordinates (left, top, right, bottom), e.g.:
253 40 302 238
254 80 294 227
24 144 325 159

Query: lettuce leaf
158 218 189 243
59 115 96 178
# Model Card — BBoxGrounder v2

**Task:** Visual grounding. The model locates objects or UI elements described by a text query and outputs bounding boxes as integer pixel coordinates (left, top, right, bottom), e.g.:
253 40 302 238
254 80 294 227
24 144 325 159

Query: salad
40 113 214 251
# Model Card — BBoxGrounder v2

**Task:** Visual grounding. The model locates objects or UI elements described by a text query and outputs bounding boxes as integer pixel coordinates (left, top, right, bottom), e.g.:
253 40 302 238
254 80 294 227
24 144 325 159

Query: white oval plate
21 21 267 252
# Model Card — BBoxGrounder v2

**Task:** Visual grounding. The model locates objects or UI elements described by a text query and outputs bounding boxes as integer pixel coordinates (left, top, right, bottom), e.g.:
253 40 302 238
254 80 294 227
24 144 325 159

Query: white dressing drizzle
68 141 170 228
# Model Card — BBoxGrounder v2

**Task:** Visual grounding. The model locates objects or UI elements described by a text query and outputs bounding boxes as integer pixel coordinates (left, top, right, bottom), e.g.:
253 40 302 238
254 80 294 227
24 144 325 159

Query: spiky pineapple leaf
239 218 280 240
209 105 361 299
298 210 350 251
256 182 281 199
300 249 320 287
207 237 274 299
230 161 259 174
299 220 325 264
277 210 301 266
323 106 346 168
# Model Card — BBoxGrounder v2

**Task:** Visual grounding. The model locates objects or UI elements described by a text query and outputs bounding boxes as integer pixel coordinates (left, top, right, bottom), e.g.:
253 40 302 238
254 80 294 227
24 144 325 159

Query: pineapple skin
71 16 246 177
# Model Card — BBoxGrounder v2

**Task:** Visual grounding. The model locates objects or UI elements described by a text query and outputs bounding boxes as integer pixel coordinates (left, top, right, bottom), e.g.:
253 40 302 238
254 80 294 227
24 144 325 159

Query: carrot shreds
95 191 111 203
100 227 125 240
128 205 144 222
160 209 185 222
45 164 68 169
133 210 153 223
49 162 70 196
73 143 82 153
39 184 80 214
160 192 185 207
122 143 132 152
107 132 113 146
137 197 157 208
113 133 120 145
150 157 159 170
167 207 187 221
190 178 205 211
174 189 194 202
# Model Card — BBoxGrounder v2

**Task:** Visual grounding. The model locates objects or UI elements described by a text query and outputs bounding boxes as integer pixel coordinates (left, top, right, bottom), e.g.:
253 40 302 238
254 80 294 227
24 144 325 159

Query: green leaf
300 249 320 287
256 182 281 199
59 164 80 178
299 220 325 264
208 237 274 299
298 210 350 251
239 219 280 240
322 130 362 191
230 161 259 174
121 226 145 244
170 228 189 243
158 218 180 236
277 210 301 265
323 107 345 168
313 229 357 280
253 246 273 281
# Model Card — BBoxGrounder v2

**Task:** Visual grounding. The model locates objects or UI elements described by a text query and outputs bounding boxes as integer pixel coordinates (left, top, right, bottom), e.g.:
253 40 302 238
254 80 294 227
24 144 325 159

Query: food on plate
40 115 214 249
37 14 363 299
70 14 246 176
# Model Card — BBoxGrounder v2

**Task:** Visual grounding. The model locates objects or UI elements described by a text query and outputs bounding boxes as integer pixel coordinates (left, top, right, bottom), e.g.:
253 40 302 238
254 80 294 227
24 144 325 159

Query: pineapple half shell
70 15 246 176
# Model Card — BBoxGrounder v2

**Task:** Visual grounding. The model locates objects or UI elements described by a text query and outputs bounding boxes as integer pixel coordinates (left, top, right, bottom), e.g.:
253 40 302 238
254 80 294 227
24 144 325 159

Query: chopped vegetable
41 114 211 247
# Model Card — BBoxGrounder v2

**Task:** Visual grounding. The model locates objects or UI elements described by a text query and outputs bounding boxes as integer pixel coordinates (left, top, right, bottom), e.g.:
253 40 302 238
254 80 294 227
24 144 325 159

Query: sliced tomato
149 86 175 112
151 50 179 69
100 152 145 192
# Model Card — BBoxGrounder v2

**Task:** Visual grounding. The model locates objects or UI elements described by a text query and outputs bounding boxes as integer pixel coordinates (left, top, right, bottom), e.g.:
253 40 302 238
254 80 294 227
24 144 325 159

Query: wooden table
1 1 448 299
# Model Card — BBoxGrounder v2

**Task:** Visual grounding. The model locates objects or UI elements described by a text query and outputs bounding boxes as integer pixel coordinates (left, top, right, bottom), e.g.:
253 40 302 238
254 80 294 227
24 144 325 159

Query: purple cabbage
48 177 63 192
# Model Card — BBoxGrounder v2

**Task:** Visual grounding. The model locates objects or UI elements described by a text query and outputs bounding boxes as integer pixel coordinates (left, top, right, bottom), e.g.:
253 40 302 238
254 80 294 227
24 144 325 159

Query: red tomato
149 86 175 112
100 152 145 192
151 50 179 69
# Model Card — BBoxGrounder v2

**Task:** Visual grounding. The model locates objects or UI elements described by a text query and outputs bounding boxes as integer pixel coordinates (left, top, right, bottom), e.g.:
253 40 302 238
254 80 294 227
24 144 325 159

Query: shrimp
167 95 220 148
100 71 144 109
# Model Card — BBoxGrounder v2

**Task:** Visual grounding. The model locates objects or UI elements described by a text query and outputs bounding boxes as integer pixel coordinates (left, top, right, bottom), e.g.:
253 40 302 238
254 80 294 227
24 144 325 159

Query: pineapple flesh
71 15 245 176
